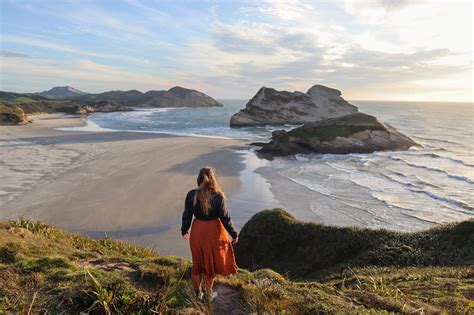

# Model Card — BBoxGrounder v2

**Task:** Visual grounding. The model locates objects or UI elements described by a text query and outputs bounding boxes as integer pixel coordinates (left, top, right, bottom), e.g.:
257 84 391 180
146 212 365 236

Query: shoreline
0 113 280 258
2 111 471 256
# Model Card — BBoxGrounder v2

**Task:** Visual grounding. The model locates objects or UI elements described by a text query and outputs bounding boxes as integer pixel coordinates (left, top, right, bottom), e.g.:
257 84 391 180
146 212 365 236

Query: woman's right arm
181 191 193 236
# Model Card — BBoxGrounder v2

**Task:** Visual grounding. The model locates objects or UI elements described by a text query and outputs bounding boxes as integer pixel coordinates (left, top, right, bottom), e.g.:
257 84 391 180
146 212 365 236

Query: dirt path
211 283 247 314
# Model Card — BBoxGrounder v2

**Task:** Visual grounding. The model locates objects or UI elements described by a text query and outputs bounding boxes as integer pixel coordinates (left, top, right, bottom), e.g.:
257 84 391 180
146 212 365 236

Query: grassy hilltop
235 209 474 279
0 211 473 314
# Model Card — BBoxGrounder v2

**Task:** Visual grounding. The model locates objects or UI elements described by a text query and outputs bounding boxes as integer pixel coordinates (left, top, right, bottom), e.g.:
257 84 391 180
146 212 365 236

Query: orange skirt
189 219 238 277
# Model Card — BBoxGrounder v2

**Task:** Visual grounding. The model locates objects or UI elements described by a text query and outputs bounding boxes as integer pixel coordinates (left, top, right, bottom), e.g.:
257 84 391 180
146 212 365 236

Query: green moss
284 112 386 143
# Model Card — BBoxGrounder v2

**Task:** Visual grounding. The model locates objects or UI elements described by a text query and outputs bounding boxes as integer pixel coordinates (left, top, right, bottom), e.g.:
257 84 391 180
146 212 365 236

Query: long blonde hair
193 166 224 215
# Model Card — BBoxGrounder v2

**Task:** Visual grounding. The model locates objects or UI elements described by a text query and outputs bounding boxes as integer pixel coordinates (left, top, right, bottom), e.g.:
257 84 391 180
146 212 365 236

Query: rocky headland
230 85 358 127
0 85 222 124
65 85 223 108
136 86 223 108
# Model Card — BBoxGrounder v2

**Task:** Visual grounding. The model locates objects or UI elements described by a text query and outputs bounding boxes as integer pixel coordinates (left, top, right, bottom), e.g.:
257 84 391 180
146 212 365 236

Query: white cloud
0 35 149 63
1 0 472 101
0 58 171 92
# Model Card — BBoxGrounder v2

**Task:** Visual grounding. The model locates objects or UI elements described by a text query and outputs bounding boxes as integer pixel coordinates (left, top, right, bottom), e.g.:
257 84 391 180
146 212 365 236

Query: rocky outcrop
0 104 30 125
256 113 418 155
230 85 358 127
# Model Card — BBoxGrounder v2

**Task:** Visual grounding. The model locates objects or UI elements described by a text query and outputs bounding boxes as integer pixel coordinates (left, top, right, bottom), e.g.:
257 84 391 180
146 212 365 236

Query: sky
0 0 472 101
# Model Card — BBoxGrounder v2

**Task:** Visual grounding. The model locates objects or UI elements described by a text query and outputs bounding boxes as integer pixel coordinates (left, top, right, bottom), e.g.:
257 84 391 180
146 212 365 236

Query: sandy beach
0 114 280 257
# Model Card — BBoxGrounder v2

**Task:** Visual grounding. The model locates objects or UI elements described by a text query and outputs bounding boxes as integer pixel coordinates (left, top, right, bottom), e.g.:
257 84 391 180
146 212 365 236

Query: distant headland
0 86 222 124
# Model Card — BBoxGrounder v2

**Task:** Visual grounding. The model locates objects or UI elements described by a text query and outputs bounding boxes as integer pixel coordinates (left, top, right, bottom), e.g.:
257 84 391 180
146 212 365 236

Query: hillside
0 91 50 103
73 86 223 108
0 86 221 123
38 86 88 98
0 214 473 313
235 209 474 279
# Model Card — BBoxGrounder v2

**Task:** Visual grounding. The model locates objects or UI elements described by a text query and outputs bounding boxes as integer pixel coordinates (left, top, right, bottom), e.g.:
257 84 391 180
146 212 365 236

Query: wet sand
0 114 281 257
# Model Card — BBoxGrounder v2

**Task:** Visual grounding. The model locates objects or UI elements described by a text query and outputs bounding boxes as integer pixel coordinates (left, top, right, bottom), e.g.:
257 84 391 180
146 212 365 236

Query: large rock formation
0 104 30 125
230 85 358 127
256 113 418 155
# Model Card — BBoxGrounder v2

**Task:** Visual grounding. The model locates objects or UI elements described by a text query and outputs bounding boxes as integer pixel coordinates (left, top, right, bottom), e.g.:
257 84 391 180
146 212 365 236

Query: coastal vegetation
1 211 472 314
235 209 473 278
0 104 30 125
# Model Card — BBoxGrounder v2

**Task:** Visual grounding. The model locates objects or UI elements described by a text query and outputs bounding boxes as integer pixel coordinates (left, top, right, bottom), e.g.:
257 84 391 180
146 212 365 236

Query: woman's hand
232 237 238 245
182 233 190 240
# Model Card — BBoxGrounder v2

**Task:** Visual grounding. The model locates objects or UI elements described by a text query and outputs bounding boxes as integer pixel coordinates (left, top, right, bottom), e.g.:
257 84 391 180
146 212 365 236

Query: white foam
56 119 116 132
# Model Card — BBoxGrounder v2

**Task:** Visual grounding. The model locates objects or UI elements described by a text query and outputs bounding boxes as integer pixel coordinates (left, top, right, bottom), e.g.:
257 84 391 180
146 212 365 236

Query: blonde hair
193 166 224 215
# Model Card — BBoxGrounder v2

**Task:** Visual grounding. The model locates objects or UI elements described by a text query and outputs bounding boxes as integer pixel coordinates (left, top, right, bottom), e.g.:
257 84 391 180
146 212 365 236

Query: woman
181 166 238 299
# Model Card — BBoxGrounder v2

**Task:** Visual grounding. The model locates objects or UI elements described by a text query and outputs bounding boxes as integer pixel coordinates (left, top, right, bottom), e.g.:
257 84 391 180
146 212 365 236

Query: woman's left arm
217 194 238 240
181 191 193 236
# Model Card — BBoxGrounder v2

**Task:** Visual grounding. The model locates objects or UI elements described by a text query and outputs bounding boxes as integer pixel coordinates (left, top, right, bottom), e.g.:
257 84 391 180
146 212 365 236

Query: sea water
71 100 474 231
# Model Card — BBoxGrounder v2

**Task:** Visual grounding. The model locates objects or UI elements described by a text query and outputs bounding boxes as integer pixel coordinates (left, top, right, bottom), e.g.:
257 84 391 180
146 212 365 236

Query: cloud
1 0 472 101
342 47 452 68
0 50 31 58
1 35 148 63
211 21 280 55
0 58 171 92
242 0 313 21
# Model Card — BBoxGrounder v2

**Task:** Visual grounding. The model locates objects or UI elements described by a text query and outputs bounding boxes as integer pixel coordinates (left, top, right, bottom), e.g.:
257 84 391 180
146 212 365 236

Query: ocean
67 100 474 231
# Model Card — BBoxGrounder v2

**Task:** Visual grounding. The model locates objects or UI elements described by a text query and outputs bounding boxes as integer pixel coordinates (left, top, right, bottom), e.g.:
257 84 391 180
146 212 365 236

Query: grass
0 215 472 314
0 104 28 124
235 209 474 279
282 113 387 143
3 96 39 104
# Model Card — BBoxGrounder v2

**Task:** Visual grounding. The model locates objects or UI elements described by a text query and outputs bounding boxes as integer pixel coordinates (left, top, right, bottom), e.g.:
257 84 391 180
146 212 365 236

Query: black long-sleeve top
181 189 238 239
